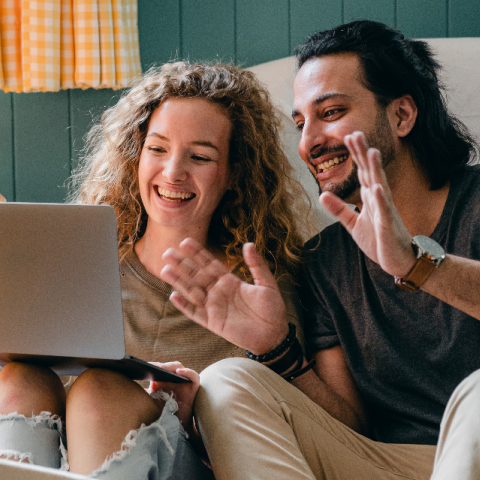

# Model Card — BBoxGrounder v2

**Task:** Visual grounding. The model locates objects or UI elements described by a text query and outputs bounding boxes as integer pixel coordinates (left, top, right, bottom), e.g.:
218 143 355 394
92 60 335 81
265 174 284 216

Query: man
160 21 480 479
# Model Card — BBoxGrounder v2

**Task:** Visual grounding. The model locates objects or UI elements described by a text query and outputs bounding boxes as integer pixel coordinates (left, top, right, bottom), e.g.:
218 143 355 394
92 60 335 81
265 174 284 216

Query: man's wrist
395 235 446 292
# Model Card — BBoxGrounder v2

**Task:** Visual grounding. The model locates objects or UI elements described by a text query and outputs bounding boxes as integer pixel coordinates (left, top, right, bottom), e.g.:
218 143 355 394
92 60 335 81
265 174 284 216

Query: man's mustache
309 144 348 161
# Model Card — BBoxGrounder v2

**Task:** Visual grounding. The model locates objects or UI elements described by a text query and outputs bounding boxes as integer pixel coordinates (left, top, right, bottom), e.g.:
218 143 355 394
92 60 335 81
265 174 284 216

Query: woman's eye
192 156 211 162
296 123 304 132
147 146 165 154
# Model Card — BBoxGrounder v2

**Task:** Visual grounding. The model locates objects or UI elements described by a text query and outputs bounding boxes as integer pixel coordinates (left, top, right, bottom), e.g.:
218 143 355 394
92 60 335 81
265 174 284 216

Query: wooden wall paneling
236 0 290 67
13 91 70 203
344 0 396 27
182 0 235 63
396 0 448 38
449 0 480 37
69 88 124 171
290 0 343 52
138 0 181 70
0 91 14 201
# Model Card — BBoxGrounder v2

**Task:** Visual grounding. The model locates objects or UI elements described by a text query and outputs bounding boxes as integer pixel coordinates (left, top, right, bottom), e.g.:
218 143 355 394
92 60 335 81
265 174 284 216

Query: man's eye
324 109 342 118
296 123 304 132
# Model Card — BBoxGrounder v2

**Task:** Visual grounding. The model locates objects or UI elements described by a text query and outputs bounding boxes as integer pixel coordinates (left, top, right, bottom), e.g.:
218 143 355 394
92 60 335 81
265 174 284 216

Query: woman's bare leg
66 368 162 475
0 362 66 465
0 362 66 417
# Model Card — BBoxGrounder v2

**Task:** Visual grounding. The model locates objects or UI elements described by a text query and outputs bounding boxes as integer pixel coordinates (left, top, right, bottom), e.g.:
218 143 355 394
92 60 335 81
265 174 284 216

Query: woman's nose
162 155 187 182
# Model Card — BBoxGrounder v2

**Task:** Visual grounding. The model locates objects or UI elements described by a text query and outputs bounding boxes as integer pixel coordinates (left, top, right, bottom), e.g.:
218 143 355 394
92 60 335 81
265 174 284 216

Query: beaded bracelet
245 322 296 363
267 337 303 374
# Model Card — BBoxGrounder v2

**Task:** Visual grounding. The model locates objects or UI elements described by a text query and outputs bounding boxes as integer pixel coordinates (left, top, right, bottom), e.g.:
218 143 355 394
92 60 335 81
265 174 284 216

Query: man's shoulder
456 163 480 187
303 221 358 267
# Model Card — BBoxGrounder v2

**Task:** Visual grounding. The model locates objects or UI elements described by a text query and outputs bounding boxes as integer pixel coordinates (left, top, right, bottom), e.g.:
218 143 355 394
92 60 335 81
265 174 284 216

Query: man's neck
353 152 450 238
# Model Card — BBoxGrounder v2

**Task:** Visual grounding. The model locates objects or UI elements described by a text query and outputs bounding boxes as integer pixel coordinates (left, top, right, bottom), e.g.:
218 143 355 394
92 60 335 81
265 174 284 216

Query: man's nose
298 120 325 163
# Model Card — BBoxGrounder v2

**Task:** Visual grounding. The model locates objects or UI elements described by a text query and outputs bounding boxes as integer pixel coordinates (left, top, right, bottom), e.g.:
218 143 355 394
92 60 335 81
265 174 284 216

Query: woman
0 61 311 479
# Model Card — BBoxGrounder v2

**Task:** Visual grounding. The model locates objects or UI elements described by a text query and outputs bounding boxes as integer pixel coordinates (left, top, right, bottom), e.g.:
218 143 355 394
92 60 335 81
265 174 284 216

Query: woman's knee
0 362 66 417
67 368 161 425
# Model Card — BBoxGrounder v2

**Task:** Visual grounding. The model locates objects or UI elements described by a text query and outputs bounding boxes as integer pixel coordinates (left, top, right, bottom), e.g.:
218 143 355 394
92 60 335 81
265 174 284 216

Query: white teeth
156 187 194 201
315 154 348 173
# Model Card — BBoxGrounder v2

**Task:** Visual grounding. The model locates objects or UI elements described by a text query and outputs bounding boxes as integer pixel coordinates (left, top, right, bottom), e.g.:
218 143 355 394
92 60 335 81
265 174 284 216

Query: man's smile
314 153 349 173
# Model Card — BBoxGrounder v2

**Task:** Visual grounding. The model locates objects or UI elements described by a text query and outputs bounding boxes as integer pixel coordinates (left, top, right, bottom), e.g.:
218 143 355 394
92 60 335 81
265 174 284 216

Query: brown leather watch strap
394 255 437 292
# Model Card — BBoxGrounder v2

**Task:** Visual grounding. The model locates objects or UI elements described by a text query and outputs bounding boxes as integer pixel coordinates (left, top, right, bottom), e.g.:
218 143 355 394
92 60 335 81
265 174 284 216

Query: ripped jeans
0 394 214 480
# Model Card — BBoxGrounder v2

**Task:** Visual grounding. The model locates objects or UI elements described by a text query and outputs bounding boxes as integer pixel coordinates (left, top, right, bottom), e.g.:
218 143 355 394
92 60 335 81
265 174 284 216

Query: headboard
248 38 480 232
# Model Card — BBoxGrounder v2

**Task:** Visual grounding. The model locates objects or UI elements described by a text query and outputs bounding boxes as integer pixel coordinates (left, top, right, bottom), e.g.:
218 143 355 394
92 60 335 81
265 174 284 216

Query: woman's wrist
246 322 296 363
245 323 314 381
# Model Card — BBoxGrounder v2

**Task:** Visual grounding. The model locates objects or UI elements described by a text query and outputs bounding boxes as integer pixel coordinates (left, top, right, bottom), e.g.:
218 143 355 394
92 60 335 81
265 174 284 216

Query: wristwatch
394 235 446 292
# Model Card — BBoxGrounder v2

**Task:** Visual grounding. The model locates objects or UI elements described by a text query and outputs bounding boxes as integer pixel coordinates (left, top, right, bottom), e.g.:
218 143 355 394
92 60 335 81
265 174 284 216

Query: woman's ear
389 94 417 138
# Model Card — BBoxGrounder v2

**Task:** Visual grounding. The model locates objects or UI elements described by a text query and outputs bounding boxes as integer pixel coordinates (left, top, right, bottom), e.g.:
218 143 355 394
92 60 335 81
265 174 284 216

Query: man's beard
313 106 396 201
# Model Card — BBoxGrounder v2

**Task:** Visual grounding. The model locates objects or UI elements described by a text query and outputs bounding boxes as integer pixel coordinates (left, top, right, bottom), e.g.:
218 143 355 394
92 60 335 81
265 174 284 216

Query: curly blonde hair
69 61 312 278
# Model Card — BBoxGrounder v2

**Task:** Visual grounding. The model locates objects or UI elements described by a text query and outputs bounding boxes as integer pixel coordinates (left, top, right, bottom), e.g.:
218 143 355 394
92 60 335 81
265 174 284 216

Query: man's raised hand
320 131 415 278
160 238 289 355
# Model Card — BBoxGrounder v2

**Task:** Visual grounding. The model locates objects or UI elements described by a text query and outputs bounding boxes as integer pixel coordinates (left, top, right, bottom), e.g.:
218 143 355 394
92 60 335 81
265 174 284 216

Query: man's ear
389 95 417 138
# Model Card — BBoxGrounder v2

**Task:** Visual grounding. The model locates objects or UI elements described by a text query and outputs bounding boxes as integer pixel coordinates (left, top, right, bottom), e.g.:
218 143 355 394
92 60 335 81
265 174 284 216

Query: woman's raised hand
160 238 289 355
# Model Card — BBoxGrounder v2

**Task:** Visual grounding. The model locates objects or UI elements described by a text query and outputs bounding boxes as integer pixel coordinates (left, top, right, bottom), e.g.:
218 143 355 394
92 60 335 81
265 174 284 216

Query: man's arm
322 131 480 320
292 346 369 434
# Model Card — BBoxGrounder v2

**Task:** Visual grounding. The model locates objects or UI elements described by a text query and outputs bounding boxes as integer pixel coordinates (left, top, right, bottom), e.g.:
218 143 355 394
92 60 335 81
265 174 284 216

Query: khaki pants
195 358 480 480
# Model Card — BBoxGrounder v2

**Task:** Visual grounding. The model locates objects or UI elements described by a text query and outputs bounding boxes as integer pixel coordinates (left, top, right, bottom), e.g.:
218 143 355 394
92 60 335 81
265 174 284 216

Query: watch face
413 235 446 262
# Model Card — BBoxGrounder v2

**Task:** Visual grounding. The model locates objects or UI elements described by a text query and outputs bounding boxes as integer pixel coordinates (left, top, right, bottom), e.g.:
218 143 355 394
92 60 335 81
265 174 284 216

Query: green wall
1 0 479 203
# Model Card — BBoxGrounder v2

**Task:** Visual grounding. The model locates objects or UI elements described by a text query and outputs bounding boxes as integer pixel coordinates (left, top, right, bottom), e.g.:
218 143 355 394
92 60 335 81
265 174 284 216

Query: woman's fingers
174 367 199 385
168 291 208 326
161 239 231 302
242 243 277 289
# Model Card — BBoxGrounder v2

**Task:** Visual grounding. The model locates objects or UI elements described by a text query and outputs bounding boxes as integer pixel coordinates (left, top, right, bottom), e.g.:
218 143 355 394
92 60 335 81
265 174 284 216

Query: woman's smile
155 186 195 203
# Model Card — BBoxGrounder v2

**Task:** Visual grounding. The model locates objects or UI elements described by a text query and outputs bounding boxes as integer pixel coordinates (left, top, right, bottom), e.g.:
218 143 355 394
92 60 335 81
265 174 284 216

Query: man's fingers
345 132 370 187
368 148 393 203
320 191 358 234
242 243 277 288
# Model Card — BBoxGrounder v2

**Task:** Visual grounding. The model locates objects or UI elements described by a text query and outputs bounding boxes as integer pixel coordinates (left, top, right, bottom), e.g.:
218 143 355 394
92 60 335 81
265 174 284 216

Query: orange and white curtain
0 0 142 93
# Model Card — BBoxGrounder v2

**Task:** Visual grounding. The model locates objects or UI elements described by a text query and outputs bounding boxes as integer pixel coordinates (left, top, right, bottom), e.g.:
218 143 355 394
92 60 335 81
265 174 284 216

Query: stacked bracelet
267 337 303 374
282 359 317 382
245 323 296 363
245 323 313 381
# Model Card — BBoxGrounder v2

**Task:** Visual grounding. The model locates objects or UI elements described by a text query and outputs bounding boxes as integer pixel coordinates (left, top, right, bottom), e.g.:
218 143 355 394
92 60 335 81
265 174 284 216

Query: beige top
120 250 305 373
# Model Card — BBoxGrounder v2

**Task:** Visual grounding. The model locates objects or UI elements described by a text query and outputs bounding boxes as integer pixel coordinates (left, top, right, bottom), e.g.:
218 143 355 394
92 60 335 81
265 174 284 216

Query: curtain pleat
0 0 141 93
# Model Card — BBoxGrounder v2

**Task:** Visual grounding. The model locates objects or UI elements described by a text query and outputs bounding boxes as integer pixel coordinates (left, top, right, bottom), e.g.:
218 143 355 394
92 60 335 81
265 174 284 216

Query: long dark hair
295 20 478 189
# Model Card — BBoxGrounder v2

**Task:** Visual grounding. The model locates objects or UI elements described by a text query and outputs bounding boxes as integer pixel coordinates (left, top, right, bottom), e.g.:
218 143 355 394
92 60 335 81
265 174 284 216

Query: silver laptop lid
0 203 126 360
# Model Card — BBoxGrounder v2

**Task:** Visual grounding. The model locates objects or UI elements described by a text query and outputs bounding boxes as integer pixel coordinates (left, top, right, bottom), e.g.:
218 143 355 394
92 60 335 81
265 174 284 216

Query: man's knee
0 362 65 416
197 357 279 417
451 368 480 408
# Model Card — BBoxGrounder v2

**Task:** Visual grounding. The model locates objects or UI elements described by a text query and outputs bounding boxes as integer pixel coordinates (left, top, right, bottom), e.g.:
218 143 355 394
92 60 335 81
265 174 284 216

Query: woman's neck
134 222 211 279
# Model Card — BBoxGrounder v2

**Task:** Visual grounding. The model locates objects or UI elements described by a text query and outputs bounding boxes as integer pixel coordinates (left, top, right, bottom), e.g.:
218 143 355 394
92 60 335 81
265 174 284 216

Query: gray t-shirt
300 165 480 445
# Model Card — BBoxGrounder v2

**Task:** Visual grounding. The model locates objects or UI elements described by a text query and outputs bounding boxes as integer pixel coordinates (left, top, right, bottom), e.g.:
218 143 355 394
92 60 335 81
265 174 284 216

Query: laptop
0 203 188 383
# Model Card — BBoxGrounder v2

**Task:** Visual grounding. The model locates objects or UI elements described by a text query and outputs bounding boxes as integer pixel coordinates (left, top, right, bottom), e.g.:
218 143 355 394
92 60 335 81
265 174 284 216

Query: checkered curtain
0 0 141 93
